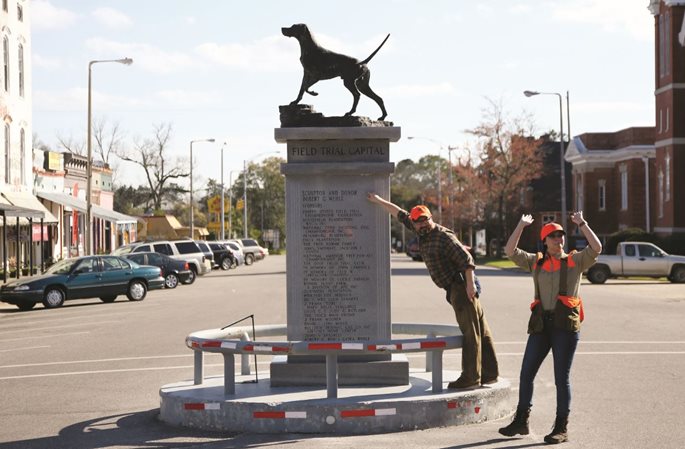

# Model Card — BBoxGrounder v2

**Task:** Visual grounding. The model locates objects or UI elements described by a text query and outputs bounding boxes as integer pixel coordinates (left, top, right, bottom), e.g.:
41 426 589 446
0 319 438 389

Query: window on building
19 128 24 184
17 4 23 21
665 152 671 202
658 170 664 218
666 107 670 132
666 12 671 76
18 43 23 97
4 123 9 183
659 109 663 133
620 164 628 211
3 36 9 92
598 180 606 211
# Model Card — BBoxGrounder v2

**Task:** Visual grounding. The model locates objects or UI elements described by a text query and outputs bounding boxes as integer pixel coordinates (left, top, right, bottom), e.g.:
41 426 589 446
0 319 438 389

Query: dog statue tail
359 34 390 65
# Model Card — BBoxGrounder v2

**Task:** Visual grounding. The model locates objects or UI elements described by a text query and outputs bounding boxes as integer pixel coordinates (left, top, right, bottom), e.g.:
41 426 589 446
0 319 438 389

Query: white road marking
0 331 90 343
0 345 51 353
0 353 192 369
0 363 217 380
0 309 147 327
0 320 119 335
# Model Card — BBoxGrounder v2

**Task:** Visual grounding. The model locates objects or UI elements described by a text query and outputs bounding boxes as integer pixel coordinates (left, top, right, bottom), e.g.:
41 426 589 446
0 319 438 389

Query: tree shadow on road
0 408 320 449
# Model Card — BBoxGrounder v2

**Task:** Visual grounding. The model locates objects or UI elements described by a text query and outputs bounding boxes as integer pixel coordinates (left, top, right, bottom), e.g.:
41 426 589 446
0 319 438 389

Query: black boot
498 408 530 436
544 415 569 444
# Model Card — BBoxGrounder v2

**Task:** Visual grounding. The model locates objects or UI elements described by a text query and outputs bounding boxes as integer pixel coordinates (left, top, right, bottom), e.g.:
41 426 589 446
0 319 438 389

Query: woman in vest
500 212 602 444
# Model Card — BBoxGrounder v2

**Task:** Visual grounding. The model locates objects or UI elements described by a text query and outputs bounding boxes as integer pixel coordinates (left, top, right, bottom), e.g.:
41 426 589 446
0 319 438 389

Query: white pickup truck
586 241 685 284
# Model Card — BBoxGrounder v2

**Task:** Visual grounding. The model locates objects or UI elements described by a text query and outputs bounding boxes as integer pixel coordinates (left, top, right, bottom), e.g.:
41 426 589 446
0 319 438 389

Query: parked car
207 242 235 270
195 241 216 270
0 255 164 311
238 238 268 265
406 237 422 261
114 239 211 284
586 241 685 284
123 252 193 288
224 241 245 267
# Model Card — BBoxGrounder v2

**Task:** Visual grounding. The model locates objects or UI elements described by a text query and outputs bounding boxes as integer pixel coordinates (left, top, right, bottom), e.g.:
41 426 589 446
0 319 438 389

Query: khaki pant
448 279 499 383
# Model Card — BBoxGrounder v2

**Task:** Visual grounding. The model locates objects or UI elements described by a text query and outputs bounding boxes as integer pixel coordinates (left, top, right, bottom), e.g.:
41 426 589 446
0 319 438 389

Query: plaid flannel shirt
398 210 475 289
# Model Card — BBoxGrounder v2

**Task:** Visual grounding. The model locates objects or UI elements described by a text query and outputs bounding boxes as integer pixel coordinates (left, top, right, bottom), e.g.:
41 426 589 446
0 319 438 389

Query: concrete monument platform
159 370 514 434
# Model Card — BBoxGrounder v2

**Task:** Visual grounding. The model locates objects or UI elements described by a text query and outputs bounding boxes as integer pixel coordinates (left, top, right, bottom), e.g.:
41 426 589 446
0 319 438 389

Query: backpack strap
533 252 543 300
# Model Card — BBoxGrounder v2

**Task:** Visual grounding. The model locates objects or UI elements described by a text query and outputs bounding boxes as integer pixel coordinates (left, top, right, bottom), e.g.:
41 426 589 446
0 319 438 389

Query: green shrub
606 228 658 255
658 234 685 255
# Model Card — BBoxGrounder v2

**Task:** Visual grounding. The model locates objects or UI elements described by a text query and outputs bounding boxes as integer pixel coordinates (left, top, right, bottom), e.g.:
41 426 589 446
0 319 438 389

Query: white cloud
91 7 133 29
85 38 196 74
32 54 62 70
509 3 533 14
552 0 653 42
196 35 298 72
33 88 144 113
31 0 79 31
195 29 395 74
383 82 458 98
575 100 649 113
153 89 224 108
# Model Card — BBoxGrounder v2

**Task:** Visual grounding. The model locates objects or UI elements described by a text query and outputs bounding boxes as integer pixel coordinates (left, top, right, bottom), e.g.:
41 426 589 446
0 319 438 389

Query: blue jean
517 317 580 418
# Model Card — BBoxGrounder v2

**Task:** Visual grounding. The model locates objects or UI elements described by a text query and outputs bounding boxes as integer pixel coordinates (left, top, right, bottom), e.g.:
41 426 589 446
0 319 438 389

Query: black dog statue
282 24 389 121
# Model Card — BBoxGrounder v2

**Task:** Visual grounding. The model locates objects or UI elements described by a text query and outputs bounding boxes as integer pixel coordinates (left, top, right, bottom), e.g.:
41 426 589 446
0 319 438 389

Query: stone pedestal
273 125 404 385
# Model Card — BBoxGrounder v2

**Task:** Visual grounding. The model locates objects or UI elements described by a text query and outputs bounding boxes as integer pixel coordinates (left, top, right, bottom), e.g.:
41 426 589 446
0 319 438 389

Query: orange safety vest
529 252 585 333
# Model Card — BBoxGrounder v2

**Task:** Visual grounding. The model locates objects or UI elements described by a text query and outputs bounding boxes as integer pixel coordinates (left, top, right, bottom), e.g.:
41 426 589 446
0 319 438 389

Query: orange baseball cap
540 222 565 240
409 205 432 221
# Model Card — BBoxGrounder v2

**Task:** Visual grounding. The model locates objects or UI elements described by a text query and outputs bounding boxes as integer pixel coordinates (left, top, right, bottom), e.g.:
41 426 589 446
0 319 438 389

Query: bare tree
468 97 543 255
115 122 189 211
56 133 85 155
93 117 124 166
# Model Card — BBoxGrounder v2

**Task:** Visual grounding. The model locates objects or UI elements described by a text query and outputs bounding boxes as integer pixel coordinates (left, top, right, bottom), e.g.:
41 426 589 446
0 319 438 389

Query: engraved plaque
288 140 389 163
285 175 391 341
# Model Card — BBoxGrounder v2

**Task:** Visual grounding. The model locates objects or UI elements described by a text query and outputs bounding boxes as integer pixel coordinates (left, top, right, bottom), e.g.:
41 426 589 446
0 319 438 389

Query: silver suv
232 238 267 265
114 240 211 284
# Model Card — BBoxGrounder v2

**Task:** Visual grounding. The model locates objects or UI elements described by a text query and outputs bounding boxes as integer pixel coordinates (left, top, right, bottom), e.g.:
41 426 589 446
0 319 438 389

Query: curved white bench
186 322 463 398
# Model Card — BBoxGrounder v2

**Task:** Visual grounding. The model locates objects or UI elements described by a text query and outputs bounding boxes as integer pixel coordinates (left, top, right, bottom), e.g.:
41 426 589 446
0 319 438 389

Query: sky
30 0 657 189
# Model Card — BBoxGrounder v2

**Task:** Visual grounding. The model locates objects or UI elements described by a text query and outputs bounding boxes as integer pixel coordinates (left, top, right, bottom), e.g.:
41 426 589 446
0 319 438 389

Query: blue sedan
0 255 165 311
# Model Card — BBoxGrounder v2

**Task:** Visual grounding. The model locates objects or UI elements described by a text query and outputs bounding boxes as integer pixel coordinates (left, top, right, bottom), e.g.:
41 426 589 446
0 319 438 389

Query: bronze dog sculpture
282 24 389 120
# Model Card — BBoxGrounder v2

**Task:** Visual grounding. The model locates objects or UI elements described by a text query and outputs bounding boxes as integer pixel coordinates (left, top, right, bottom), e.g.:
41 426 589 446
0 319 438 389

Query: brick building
565 1 685 248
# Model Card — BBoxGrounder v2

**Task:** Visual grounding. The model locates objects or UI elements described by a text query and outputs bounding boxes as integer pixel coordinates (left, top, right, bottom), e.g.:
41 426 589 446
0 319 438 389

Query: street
1 254 684 449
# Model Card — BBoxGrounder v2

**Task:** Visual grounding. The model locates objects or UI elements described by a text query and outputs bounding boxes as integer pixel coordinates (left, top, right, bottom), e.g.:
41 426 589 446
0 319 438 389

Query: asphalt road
1 254 684 449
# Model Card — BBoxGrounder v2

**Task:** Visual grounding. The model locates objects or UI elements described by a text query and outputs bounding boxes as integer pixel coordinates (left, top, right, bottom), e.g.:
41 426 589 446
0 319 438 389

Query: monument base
270 354 409 387
159 370 515 434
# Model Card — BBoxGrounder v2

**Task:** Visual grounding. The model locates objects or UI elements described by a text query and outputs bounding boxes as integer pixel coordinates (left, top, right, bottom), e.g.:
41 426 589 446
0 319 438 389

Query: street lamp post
447 146 459 232
227 170 241 239
243 151 279 239
220 142 227 240
86 57 132 256
189 138 215 239
524 90 568 243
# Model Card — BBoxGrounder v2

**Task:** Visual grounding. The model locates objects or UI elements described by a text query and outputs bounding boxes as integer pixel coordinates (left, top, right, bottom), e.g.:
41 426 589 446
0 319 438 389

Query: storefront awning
1 191 59 222
36 192 137 225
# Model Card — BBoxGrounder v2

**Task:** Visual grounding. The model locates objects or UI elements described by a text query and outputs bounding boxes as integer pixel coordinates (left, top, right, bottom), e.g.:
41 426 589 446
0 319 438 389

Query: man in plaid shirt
368 193 499 389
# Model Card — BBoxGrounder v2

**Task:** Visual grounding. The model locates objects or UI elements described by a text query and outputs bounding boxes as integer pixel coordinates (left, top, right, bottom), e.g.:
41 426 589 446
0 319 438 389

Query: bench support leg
326 354 338 399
